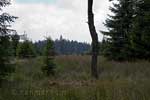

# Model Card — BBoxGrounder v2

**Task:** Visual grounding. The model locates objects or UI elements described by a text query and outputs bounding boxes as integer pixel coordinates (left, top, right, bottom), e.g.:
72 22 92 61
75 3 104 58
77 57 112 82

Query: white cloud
4 0 111 42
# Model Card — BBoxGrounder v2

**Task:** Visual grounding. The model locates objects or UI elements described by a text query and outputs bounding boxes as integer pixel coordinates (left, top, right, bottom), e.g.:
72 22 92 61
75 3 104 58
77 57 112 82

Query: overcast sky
4 0 111 42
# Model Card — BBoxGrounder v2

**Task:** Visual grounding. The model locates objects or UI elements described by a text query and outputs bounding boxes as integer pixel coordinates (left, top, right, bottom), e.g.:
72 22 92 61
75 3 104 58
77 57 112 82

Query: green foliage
34 36 91 56
42 37 56 76
55 36 91 55
0 0 17 82
101 0 150 61
11 33 20 56
102 0 135 61
130 0 150 59
16 40 36 58
0 36 15 83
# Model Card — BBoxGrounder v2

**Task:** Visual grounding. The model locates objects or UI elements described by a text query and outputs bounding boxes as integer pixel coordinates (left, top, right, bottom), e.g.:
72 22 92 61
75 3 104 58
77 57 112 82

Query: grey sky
5 0 111 42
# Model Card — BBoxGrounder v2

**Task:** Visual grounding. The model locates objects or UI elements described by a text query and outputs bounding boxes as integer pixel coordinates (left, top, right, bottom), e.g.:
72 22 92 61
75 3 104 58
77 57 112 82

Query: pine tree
130 0 150 59
0 0 17 82
102 0 134 61
42 37 55 76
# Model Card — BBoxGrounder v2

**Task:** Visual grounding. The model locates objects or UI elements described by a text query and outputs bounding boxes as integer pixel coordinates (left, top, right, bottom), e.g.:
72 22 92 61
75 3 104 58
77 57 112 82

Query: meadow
0 55 150 100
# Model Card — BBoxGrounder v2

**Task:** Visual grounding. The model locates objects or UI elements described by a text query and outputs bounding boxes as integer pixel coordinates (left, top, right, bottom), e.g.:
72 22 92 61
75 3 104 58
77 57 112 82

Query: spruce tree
130 0 150 59
0 0 17 82
102 0 134 61
42 37 55 76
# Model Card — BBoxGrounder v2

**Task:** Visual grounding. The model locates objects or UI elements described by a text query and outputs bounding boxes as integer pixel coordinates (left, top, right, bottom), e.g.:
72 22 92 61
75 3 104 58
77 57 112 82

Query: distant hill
34 36 91 55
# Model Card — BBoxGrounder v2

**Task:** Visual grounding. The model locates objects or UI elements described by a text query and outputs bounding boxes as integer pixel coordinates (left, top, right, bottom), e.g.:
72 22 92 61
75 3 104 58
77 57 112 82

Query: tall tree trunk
88 0 99 79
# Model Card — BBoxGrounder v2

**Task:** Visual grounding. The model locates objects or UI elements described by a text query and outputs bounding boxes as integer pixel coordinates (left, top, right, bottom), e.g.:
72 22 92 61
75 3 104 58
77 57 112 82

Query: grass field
1 55 150 100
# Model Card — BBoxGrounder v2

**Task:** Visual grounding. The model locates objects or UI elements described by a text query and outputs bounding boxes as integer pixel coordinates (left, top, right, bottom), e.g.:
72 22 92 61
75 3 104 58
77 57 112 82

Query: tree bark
88 0 99 79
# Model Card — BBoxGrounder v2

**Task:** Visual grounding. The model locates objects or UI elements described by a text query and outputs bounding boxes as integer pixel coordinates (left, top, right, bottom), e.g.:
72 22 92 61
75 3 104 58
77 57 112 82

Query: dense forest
35 36 91 55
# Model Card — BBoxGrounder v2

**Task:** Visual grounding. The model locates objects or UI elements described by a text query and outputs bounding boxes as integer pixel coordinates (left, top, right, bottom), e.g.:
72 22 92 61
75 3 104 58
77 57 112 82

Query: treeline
35 36 91 55
101 0 150 61
5 35 91 58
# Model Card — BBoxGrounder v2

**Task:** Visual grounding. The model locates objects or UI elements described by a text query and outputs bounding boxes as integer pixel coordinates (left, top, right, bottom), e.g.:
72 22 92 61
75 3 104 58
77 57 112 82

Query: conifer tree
102 0 134 61
130 0 150 59
42 37 55 76
0 0 17 82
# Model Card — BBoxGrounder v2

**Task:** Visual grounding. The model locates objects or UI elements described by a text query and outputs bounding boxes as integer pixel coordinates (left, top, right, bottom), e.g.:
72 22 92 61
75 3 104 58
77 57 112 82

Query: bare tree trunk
88 0 99 79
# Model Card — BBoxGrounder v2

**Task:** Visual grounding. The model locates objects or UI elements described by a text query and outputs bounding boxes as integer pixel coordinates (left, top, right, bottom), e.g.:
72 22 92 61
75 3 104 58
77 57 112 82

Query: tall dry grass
55 55 150 81
0 55 150 100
